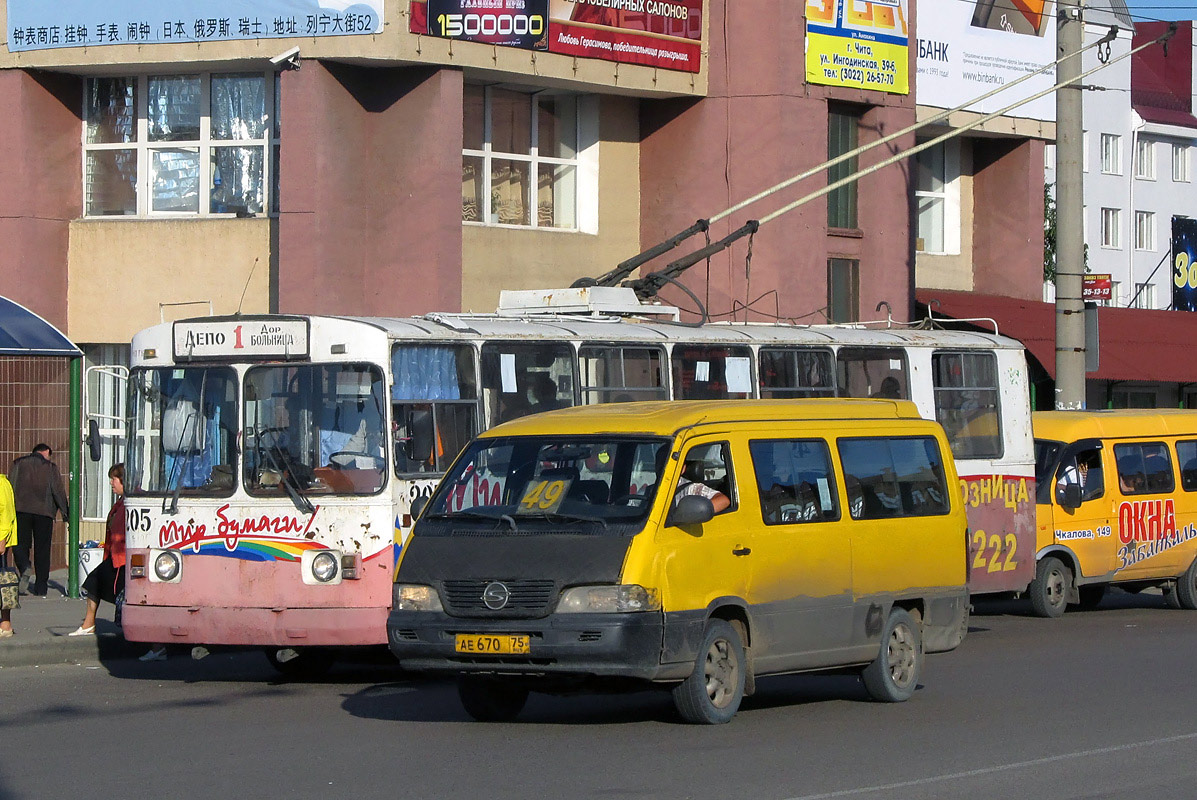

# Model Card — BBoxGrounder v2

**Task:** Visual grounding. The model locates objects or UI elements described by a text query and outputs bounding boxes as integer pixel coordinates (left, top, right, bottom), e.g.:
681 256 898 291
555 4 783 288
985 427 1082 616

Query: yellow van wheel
1029 556 1071 618
458 676 529 722
862 607 923 702
672 619 746 724
1174 559 1197 610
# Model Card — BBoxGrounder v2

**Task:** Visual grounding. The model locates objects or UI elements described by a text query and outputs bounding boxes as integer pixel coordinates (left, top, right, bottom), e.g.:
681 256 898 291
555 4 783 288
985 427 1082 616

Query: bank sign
805 0 910 94
410 0 703 73
915 0 1056 122
5 0 383 51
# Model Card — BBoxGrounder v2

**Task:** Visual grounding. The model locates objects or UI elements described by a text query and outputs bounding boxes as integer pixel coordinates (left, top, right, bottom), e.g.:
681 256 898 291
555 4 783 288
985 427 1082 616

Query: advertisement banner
804 0 910 94
1172 217 1197 312
915 0 1056 121
425 0 548 49
1083 274 1112 302
411 0 703 73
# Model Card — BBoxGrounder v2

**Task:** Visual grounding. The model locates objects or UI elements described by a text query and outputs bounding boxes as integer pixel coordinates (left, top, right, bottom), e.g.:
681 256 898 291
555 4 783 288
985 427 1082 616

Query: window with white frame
1174 144 1191 182
1135 139 1156 179
1135 210 1156 250
1110 279 1121 306
1101 133 1121 174
1101 207 1121 248
84 73 278 217
1133 282 1156 309
462 85 585 229
915 140 959 254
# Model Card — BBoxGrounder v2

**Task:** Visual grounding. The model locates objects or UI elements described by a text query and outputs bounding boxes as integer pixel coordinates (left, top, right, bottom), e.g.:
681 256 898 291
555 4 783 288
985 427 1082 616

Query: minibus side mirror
410 495 429 521
1058 483 1082 510
668 495 715 527
87 419 102 462
406 409 435 465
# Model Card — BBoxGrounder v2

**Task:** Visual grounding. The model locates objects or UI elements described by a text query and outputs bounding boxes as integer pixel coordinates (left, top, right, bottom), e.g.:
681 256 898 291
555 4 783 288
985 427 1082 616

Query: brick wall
0 356 72 570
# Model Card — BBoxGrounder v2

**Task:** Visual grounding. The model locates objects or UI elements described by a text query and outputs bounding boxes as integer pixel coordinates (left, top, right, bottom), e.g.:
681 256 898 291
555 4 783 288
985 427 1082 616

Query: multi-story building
1 0 920 548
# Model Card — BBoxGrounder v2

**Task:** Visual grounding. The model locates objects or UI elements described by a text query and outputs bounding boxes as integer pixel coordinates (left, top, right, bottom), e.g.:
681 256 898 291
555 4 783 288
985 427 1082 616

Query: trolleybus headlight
557 584 661 613
152 550 181 582
393 584 444 612
311 551 339 583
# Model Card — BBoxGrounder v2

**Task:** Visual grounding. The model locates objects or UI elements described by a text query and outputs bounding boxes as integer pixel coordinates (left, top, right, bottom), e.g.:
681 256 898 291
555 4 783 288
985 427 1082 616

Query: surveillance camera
270 46 301 69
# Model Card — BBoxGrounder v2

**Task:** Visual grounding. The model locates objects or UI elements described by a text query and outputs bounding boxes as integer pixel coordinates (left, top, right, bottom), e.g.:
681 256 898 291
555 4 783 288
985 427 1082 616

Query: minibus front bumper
387 609 683 681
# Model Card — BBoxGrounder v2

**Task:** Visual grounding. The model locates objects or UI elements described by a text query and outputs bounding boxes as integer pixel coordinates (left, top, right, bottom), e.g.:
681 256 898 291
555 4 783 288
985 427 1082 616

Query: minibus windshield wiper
516 510 609 530
425 510 518 531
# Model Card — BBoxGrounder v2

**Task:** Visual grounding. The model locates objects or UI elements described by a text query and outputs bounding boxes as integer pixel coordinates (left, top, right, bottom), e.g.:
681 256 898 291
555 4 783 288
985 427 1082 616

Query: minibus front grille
441 579 557 616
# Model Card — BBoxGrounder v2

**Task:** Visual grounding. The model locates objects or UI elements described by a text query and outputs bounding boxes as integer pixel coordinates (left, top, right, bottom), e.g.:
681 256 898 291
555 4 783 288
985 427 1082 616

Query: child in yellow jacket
0 472 16 636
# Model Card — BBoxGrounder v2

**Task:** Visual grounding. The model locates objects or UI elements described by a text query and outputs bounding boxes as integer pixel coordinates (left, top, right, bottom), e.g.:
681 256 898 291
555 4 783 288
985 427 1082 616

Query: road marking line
782 731 1197 800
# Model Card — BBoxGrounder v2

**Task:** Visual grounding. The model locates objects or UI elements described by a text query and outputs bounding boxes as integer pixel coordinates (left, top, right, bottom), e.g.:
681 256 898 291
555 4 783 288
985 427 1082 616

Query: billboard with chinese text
410 0 703 73
804 0 910 94
5 0 382 51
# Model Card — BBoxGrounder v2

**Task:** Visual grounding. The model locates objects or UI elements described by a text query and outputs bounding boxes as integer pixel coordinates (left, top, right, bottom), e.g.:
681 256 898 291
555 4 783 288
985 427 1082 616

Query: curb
0 631 145 669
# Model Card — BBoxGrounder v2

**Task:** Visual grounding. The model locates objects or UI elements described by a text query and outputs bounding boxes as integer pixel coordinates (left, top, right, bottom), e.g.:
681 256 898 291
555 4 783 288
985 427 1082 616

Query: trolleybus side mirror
406 409 435 465
87 418 102 462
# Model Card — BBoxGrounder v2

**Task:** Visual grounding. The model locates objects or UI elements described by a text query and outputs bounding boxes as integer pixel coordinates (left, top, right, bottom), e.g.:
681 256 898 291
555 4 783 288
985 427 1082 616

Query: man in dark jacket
10 444 69 597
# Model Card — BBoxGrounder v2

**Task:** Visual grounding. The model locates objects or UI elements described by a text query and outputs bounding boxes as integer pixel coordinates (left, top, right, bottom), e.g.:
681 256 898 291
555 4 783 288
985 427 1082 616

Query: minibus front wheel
1029 556 1072 618
458 675 529 722
672 619 747 724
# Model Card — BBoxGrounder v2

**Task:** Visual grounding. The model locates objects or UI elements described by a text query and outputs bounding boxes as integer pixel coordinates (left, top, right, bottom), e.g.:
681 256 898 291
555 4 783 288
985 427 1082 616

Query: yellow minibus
388 400 969 723
1032 410 1197 617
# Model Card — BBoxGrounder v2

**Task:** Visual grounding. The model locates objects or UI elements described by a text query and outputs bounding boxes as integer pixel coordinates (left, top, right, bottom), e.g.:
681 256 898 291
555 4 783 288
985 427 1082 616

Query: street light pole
1055 0 1087 409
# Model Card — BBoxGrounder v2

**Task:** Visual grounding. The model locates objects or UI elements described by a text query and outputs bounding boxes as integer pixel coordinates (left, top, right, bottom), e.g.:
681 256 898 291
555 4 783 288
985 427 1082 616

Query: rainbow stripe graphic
168 538 328 562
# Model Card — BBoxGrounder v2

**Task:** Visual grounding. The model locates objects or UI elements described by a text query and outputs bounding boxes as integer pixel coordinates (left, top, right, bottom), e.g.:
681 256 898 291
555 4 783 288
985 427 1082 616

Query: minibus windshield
425 435 671 530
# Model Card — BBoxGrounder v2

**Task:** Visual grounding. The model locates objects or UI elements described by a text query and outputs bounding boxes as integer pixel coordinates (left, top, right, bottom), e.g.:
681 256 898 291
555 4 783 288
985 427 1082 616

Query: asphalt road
3 590 1197 800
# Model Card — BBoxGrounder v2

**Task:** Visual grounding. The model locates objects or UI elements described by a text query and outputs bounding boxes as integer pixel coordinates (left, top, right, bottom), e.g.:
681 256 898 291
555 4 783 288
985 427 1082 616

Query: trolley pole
1055 0 1087 409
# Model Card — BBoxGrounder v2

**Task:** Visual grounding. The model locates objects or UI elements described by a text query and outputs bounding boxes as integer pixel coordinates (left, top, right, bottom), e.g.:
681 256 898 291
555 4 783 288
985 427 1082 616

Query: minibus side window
836 347 908 400
838 436 951 519
1177 441 1197 491
674 442 736 514
1114 442 1174 495
579 345 668 404
758 348 836 399
1055 448 1104 504
932 351 1002 459
671 346 754 400
748 439 839 525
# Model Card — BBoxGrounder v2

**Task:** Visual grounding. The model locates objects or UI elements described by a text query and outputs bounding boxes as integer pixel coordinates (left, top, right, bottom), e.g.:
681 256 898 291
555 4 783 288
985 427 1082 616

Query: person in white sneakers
70 464 126 637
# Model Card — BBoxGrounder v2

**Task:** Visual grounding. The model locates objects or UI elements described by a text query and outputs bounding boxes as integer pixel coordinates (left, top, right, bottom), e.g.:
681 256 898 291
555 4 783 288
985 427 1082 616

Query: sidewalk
0 569 143 668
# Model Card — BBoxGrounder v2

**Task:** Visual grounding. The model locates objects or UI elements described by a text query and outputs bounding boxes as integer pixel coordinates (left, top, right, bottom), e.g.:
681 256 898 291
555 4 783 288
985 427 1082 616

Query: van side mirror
668 495 715 527
410 495 429 521
1058 483 1082 509
87 419 102 462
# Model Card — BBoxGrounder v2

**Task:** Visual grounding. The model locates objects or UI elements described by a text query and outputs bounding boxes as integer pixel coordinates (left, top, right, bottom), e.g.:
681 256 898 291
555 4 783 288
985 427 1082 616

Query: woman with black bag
69 464 126 637
0 469 18 637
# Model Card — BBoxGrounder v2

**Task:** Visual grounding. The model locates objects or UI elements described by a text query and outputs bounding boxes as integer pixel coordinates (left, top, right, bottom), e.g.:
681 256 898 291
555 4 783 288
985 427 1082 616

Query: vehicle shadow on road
972 586 1172 619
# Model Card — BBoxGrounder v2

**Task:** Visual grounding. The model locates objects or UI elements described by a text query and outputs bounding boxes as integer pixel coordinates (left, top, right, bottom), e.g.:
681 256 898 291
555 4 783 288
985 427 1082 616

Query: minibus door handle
732 546 751 556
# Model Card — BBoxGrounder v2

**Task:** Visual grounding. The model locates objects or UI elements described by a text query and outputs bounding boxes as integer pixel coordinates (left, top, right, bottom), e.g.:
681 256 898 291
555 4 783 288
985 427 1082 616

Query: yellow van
1031 410 1197 617
388 400 969 724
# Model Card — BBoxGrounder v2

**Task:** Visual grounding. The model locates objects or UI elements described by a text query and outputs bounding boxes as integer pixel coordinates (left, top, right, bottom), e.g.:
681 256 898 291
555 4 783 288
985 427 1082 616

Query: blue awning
0 296 81 357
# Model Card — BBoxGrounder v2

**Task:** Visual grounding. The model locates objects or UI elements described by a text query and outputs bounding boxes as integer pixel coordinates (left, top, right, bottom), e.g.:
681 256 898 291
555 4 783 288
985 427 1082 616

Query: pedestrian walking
9 444 69 597
0 470 18 637
71 464 127 637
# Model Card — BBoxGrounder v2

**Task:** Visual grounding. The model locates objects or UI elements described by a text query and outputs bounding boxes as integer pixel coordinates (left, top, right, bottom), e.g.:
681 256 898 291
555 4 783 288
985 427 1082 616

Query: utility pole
1055 0 1087 409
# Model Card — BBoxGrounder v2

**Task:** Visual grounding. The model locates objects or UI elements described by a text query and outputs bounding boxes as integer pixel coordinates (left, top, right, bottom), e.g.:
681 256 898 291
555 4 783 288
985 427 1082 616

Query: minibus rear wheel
458 675 529 722
862 607 923 703
672 619 746 724
1029 556 1071 618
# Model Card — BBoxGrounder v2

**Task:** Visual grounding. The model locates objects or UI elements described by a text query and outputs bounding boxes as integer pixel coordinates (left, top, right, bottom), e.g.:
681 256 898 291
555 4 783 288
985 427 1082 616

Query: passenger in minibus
673 451 730 513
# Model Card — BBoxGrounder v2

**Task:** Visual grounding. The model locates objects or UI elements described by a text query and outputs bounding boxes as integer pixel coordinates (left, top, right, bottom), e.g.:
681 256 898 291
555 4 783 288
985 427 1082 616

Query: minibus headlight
152 550 181 582
311 551 339 583
557 584 661 613
393 584 444 612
